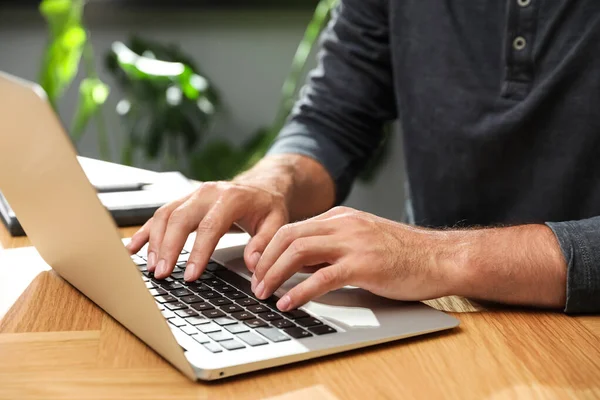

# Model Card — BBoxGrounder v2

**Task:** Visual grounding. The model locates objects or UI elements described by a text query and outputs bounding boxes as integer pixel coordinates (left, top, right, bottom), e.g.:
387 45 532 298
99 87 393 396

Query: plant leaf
70 78 110 142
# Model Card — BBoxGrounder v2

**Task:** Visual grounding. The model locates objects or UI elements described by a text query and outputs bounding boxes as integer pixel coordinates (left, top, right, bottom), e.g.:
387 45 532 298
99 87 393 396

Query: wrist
235 154 335 221
430 229 481 298
233 155 297 206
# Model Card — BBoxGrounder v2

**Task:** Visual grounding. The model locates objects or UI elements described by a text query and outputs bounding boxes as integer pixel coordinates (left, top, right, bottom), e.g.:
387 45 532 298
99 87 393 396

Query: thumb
244 213 286 272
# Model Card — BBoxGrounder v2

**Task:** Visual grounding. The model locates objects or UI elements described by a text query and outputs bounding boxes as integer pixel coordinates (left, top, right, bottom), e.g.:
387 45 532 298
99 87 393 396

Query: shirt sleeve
546 217 600 314
267 0 397 205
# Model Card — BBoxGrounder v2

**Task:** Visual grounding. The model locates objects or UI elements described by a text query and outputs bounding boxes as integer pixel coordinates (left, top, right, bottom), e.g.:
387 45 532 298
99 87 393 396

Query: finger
253 219 333 286
244 212 287 273
126 218 152 254
184 197 245 281
155 195 209 279
276 264 350 312
255 236 339 300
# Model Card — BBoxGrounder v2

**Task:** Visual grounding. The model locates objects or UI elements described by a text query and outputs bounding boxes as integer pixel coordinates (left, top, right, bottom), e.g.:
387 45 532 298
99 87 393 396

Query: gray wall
0 7 405 221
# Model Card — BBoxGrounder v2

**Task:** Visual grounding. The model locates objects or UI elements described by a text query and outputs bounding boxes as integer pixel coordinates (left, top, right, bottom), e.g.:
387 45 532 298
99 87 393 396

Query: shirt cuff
546 218 600 314
266 120 357 205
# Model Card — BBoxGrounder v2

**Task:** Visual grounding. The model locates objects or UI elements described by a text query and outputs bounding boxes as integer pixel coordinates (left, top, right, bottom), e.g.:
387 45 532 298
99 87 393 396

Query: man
128 0 600 314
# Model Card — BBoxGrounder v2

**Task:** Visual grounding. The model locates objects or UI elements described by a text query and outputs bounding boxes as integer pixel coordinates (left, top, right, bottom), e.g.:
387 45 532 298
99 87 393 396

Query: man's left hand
250 206 464 311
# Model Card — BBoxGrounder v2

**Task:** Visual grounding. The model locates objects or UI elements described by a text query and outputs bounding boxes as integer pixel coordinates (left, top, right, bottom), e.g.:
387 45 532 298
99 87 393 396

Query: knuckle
197 214 218 235
289 239 308 258
331 206 351 215
278 223 297 240
168 207 189 226
200 181 218 192
221 185 243 202
154 205 170 220
315 267 342 287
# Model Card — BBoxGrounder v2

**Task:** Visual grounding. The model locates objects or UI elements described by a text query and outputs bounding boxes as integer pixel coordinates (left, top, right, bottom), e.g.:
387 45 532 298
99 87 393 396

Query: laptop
0 71 459 381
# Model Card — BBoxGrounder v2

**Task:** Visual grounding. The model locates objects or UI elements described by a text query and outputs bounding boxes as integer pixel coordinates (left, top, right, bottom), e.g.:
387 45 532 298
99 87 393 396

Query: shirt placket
501 0 539 100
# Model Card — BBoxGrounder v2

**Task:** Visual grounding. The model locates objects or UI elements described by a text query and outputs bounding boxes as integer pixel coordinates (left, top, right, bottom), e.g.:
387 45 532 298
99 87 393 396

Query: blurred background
0 0 406 221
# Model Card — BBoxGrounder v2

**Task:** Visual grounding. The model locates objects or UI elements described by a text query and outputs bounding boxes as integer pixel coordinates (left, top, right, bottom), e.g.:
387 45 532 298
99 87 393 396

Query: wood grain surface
1 225 599 400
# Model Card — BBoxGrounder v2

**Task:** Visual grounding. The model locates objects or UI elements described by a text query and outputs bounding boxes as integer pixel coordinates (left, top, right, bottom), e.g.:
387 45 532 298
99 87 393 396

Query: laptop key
205 278 224 287
149 288 167 296
155 302 165 311
155 295 178 304
177 253 190 263
215 285 235 293
236 297 257 306
272 319 295 329
309 325 337 335
187 283 211 293
282 310 310 320
220 339 245 351
171 271 185 280
168 317 187 327
203 342 223 353
283 327 313 339
260 312 283 321
197 323 221 334
191 302 214 312
186 316 210 325
245 318 268 328
247 305 269 314
193 333 210 344
225 324 250 334
256 327 290 343
198 273 214 280
220 304 243 313
171 288 193 297
175 309 199 318
214 317 238 326
296 317 323 328
180 295 203 304
161 310 175 319
205 262 224 272
160 281 184 291
232 311 255 321
180 325 198 335
207 331 233 342
199 290 219 300
226 291 247 300
202 309 226 319
237 332 268 347
145 281 157 289
209 297 232 306
165 302 187 311
131 255 146 266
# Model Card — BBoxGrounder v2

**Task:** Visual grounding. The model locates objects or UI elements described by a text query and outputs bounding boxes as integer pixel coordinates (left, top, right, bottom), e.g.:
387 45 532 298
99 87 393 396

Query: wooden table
1 226 599 400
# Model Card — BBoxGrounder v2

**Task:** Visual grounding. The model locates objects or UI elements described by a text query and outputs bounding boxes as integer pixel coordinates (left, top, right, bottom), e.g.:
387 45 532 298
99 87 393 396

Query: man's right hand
126 181 290 281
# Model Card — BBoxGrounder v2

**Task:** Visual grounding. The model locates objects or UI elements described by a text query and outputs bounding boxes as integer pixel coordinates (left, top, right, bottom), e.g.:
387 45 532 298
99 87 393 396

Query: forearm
448 224 567 308
233 154 335 222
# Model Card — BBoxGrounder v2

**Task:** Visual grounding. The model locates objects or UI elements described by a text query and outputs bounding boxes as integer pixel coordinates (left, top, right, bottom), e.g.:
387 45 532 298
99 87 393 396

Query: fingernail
156 259 166 277
255 281 265 299
184 263 197 281
249 252 261 269
277 295 291 312
147 252 157 269
251 274 258 292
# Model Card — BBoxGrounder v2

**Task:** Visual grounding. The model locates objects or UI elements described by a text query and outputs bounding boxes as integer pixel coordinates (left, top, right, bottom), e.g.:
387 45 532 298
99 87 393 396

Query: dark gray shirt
267 0 600 313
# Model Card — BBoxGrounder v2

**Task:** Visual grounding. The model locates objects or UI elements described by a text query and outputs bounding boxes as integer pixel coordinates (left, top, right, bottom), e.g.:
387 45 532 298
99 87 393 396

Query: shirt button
513 36 527 51
517 0 531 7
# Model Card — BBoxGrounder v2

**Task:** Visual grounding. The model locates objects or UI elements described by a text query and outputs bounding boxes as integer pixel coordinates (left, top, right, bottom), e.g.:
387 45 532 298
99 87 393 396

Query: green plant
39 0 111 159
105 37 220 171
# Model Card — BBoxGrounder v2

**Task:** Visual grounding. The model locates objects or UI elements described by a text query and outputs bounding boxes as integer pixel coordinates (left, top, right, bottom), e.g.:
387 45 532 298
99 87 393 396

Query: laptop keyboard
131 250 337 354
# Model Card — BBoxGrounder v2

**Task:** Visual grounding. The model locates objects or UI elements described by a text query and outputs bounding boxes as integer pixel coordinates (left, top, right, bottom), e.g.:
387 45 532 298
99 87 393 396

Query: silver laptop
0 71 459 381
